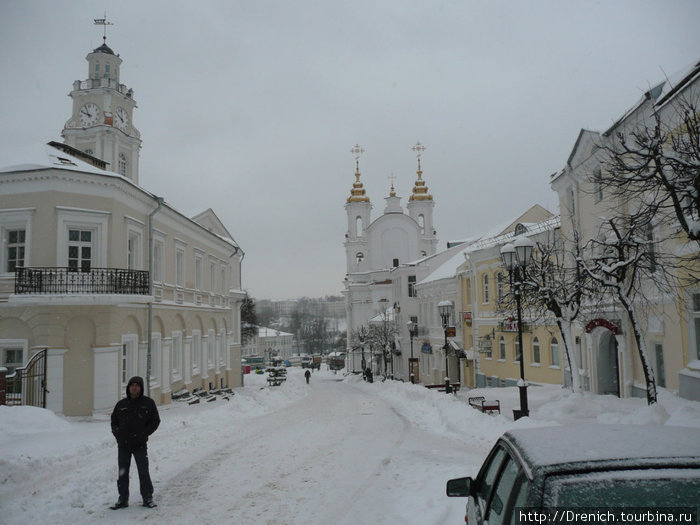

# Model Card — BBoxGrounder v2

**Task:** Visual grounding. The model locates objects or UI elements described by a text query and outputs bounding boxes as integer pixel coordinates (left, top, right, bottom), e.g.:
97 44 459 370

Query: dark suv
447 425 700 525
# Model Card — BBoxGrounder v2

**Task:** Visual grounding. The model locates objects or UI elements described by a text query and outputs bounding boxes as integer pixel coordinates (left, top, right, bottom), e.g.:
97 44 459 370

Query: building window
393 258 399 267
408 275 417 297
514 338 521 362
127 231 140 270
118 153 127 177
121 335 138 387
195 254 203 290
6 229 25 272
2 347 24 374
550 337 560 367
355 252 364 264
94 61 100 78
532 337 540 364
483 274 490 304
356 217 363 237
418 214 425 234
68 229 93 271
593 169 603 203
153 240 163 283
176 247 185 287
221 267 226 294
499 337 506 360
497 272 505 303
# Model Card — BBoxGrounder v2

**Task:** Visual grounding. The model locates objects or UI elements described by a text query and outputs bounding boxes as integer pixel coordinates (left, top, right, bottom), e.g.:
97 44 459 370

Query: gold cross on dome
411 141 426 159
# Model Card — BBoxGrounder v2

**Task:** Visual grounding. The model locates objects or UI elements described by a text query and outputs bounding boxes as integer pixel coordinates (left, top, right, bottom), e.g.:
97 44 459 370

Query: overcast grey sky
1 1 699 300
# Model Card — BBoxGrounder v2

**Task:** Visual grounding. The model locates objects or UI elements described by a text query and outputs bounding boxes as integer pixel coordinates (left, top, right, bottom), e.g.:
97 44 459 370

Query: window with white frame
6 229 25 272
153 239 164 283
1 339 27 375
172 331 183 379
483 274 490 304
408 275 417 297
118 152 127 177
1 209 33 275
532 337 540 364
497 272 504 302
57 208 109 269
195 253 203 290
499 336 506 360
643 222 657 273
121 335 138 387
127 230 141 270
68 229 93 271
176 246 185 287
210 261 216 292
593 169 603 203
514 338 521 362
550 337 560 367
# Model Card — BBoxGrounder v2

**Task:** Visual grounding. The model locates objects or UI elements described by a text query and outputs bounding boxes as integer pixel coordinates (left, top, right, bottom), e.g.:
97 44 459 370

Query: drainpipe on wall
147 196 165 397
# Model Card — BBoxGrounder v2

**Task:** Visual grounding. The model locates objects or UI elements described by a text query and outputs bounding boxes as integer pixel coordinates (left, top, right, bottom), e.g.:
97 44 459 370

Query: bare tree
600 93 700 247
522 231 588 393
368 309 398 379
578 215 672 405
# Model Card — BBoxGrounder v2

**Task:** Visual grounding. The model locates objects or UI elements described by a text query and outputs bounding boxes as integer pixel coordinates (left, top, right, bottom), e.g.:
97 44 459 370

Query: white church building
343 145 438 346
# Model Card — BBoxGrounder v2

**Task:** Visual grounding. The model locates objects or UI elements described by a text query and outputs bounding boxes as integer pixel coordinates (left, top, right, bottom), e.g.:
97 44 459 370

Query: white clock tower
62 33 141 183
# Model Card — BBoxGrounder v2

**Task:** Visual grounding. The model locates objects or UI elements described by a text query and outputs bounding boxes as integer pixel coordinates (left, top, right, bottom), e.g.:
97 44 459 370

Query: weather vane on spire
94 12 114 44
411 141 426 175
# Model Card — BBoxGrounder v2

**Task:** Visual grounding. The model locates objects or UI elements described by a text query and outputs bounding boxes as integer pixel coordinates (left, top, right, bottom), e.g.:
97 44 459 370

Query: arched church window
118 152 127 177
550 337 560 367
356 217 363 237
94 61 100 79
418 214 425 234
104 63 111 78
355 252 364 263
514 223 527 236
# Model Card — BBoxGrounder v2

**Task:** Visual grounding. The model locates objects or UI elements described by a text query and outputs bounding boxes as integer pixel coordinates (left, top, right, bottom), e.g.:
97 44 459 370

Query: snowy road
2 368 698 525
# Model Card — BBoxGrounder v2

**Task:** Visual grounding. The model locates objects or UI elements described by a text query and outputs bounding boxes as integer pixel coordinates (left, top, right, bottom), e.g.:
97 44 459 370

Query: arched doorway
586 318 621 398
597 330 620 397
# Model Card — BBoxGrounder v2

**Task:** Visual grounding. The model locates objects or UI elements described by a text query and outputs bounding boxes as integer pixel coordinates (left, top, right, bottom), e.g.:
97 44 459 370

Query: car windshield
544 468 700 507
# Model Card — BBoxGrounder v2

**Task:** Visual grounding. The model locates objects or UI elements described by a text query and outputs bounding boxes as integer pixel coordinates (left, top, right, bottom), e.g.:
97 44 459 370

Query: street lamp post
500 236 535 420
407 320 418 383
438 300 454 394
359 327 367 375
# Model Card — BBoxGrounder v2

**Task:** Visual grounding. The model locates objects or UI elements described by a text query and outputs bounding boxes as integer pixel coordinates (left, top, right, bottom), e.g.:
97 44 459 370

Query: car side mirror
446 477 473 497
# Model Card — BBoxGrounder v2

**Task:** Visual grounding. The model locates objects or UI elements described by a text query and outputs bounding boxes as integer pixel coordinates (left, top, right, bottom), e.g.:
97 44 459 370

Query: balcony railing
15 267 149 295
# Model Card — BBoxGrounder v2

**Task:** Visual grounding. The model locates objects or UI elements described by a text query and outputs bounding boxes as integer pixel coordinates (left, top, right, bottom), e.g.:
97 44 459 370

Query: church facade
0 34 245 415
343 146 438 349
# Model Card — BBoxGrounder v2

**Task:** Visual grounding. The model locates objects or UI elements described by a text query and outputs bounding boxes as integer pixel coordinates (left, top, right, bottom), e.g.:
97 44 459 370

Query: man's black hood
126 376 145 398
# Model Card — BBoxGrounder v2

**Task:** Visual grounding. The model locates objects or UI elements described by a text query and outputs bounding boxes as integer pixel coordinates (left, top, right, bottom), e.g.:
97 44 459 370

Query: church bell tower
62 18 142 183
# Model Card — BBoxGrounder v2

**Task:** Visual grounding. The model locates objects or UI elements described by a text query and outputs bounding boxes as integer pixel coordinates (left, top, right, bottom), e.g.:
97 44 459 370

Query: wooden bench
424 383 460 394
468 396 500 414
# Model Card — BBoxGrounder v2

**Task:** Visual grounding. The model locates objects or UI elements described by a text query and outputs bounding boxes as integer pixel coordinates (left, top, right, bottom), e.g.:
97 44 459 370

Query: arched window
483 274 489 304
418 214 425 234
499 337 506 360
355 252 364 264
550 337 560 367
356 217 363 237
532 337 540 364
118 152 127 177
514 338 520 361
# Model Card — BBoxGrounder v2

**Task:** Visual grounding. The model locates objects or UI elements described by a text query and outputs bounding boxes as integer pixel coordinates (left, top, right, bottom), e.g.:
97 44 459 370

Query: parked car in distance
447 425 700 525
301 355 313 368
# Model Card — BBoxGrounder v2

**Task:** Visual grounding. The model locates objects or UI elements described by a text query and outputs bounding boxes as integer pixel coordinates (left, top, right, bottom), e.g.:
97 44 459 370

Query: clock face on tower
115 107 129 131
79 103 100 127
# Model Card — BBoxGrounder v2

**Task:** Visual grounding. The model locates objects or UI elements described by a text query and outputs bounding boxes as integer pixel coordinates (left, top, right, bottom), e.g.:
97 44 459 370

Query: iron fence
15 267 149 295
4 349 47 408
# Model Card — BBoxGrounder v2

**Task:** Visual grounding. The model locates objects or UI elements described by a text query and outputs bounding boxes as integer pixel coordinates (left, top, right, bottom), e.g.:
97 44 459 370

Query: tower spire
409 142 432 201
347 144 370 203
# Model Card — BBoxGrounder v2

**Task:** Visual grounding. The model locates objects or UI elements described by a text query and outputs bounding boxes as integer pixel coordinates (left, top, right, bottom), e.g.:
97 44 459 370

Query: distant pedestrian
110 376 160 509
305 369 311 384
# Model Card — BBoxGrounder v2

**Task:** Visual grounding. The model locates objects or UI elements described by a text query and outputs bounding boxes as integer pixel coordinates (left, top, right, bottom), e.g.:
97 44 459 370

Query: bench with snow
424 383 460 394
468 396 500 414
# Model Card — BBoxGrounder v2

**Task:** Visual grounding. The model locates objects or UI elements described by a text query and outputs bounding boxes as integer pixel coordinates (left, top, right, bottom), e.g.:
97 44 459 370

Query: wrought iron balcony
15 267 149 295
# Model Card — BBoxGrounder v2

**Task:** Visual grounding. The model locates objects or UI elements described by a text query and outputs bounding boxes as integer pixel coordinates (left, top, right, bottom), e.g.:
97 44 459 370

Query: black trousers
117 445 153 502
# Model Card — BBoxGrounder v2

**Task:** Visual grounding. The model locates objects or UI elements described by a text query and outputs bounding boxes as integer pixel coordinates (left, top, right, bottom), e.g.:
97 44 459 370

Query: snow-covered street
2 368 700 525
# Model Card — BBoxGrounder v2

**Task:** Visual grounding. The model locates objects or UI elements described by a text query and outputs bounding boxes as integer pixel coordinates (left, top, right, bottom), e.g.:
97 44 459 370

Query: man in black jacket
110 376 160 509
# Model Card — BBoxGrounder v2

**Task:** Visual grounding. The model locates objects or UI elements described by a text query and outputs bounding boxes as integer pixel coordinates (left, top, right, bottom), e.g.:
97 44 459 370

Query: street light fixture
438 300 454 394
500 235 535 420
407 320 418 383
